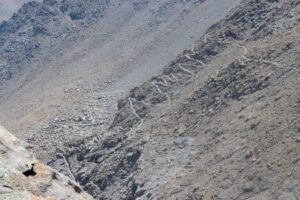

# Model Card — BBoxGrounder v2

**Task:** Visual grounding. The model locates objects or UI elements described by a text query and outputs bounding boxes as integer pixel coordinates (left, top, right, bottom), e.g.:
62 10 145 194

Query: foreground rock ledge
0 126 94 200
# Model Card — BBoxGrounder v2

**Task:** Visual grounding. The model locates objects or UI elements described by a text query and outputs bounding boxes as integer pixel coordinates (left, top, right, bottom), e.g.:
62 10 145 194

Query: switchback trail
240 45 299 73
128 97 144 137
151 81 172 107
177 63 196 76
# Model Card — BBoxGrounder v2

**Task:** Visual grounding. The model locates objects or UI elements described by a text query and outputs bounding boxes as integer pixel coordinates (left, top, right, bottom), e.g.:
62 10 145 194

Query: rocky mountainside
17 0 299 199
0 0 299 199
0 0 241 136
0 126 93 200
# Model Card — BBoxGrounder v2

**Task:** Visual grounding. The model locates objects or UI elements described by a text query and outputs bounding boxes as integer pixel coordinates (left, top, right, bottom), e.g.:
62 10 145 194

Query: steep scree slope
26 0 300 199
0 0 242 137
1 0 299 199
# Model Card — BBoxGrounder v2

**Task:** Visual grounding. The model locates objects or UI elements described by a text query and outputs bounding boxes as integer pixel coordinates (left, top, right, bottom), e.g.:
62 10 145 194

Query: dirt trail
183 33 209 65
151 82 172 107
57 147 76 181
184 54 194 61
128 97 145 135
161 76 169 86
170 73 178 81
128 97 143 121
203 33 210 44
240 45 299 72
140 100 152 106
177 64 196 76
162 74 176 83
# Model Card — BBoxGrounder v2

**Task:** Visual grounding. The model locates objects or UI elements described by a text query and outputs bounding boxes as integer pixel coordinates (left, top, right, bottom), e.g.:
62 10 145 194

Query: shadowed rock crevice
22 164 37 177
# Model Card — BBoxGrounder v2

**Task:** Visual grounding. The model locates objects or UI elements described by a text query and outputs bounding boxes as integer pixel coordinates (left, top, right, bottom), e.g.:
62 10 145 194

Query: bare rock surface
0 126 94 200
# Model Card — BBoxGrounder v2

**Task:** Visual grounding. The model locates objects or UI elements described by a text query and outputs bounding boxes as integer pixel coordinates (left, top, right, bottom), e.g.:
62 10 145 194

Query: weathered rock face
0 126 94 200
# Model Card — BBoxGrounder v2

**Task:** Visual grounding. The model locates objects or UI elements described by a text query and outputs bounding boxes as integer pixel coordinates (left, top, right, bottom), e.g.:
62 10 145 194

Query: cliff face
0 126 94 200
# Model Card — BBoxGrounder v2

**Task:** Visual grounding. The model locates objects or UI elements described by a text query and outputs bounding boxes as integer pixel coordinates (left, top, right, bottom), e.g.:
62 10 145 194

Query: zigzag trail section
151 81 172 107
240 45 299 73
0 0 243 137
97 1 300 199
2 0 299 199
